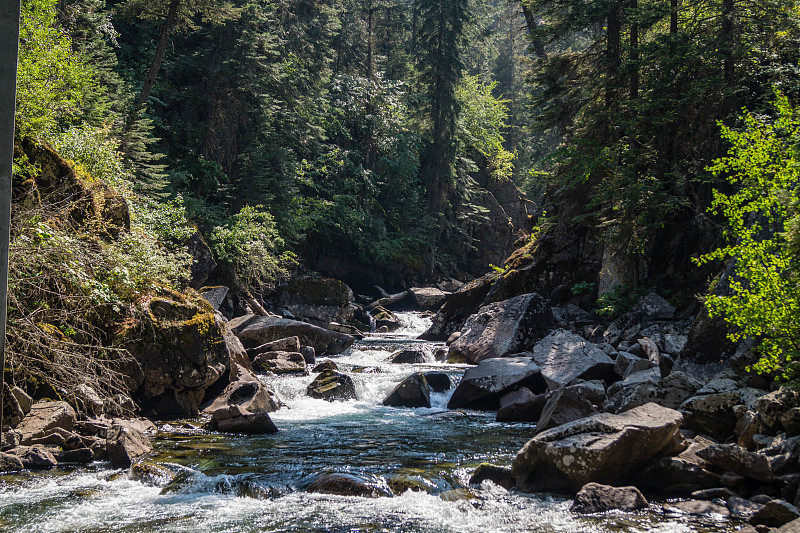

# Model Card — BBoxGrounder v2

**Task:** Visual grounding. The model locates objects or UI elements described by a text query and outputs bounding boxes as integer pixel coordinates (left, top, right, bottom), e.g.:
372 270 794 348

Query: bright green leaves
695 92 800 381
16 0 97 139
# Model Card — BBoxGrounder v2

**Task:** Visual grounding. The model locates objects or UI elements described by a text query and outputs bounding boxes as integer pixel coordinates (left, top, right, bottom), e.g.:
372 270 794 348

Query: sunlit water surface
0 313 735 532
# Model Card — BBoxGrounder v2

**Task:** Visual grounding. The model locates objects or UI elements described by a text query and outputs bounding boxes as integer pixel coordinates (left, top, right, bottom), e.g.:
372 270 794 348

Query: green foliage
571 281 595 295
16 0 98 139
209 206 292 295
596 285 641 318
695 93 800 381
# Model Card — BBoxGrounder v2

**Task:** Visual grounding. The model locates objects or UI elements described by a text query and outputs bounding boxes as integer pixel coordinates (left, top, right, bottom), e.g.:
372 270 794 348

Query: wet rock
750 500 800 528
536 387 598 433
252 351 307 375
383 373 431 408
447 293 553 364
0 452 23 472
371 306 401 333
54 447 95 464
204 367 282 421
106 421 153 468
419 274 494 341
571 482 649 514
447 357 545 411
496 388 547 422
313 360 338 373
632 293 676 320
697 444 773 482
17 401 76 444
469 463 514 489
306 370 357 402
666 499 731 518
130 462 179 486
410 287 448 310
728 495 766 520
305 472 392 498
389 473 441 494
210 406 278 435
300 346 316 365
528 330 615 390
512 403 683 494
388 349 431 364
9 445 57 469
423 372 451 393
229 314 355 356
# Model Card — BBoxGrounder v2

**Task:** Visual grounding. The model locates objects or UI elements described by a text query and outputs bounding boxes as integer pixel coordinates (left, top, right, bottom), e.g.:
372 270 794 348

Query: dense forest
9 0 800 394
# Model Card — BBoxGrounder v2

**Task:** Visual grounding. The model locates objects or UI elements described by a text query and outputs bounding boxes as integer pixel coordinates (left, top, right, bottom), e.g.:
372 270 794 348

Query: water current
0 313 735 532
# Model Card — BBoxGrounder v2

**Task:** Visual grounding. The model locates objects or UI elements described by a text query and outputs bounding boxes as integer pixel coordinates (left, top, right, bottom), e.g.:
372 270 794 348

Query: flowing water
0 313 735 533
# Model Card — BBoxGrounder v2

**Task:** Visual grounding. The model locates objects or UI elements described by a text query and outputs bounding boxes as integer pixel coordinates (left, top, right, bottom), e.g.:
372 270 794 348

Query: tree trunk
605 0 621 110
520 2 547 59
629 0 638 102
125 0 181 130
721 0 735 118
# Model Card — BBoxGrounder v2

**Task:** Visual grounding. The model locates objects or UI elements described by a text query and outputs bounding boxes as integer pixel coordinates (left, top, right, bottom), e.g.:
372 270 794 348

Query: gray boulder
496 388 547 422
636 435 720 495
204 366 282 431
210 406 278 435
757 388 800 433
447 357 545 411
614 351 655 379
200 286 229 311
106 420 153 468
0 452 23 472
383 373 431 408
697 443 773 482
229 314 355 356
512 403 683 494
447 293 553 364
750 500 800 528
606 370 700 413
571 482 649 513
388 349 431 364
424 372 452 393
529 330 615 390
680 382 743 442
17 401 76 444
8 445 57 469
252 351 307 375
307 370 357 402
536 386 598 433
305 472 392 498
246 336 301 357
632 293 676 320
410 287 448 310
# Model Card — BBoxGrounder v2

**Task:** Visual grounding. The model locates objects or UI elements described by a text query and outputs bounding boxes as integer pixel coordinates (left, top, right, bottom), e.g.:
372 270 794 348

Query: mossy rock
285 275 353 307
306 370 356 402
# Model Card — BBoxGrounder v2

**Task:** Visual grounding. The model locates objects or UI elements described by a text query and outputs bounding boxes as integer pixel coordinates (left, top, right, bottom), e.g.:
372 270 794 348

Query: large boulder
306 370 357 402
305 472 392 498
209 406 278 435
447 357 546 411
276 274 355 327
119 294 231 418
528 330 615 390
410 287 448 310
635 436 720 495
0 452 23 472
680 378 746 442
448 293 553 364
252 351 307 375
605 370 701 413
229 314 355 356
631 293 676 321
203 366 282 426
106 420 154 468
17 401 76 444
511 403 683 494
496 387 548 422
388 349 431 364
535 386 599 433
696 443 773 483
8 445 58 470
419 274 494 341
187 231 217 289
383 373 431 408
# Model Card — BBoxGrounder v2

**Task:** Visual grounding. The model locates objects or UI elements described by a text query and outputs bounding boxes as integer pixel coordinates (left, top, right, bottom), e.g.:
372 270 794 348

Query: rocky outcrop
528 330 615 390
275 274 355 327
447 357 546 410
120 294 230 418
447 293 553 364
229 314 355 356
571 483 649 513
307 370 357 402
419 274 494 341
382 373 431 408
512 403 683 494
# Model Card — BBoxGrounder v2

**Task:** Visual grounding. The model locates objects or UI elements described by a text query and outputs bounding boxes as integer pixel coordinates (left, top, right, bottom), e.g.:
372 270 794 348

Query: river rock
277 275 355 327
571 482 649 513
17 401 76 444
635 435 719 495
697 443 773 482
469 463 514 489
496 388 547 422
388 349 431 364
447 293 553 364
210 406 278 434
423 372 451 392
727 495 765 519
536 386 598 433
512 403 683 494
666 499 731 518
252 351 307 375
313 360 338 372
247 336 301 357
305 472 392 498
229 314 355 356
8 445 57 469
419 274 494 341
0 452 23 472
681 386 743 442
371 306 401 332
528 330 615 390
54 447 95 464
306 370 357 402
300 346 316 365
383 373 431 408
204 367 282 418
447 357 546 411
410 287 448 310
750 500 800 528
106 421 153 468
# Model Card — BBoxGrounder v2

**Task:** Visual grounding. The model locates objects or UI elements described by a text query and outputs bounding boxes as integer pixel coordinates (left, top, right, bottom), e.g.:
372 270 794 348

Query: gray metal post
0 0 21 437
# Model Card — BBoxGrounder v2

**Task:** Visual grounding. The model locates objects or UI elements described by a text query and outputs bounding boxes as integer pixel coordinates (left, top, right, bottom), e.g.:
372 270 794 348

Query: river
0 313 734 532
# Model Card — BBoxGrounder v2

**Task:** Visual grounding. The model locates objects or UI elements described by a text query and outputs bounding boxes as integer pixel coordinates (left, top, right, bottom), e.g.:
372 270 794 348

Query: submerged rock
383 373 431 408
512 403 683 494
306 370 357 402
447 293 553 364
305 472 392 498
469 463 514 490
447 357 545 411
